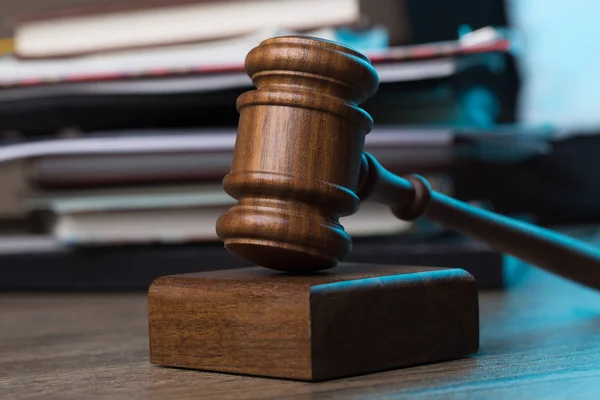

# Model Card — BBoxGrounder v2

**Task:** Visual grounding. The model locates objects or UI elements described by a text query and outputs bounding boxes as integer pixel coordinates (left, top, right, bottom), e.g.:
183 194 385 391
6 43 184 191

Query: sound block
148 264 479 381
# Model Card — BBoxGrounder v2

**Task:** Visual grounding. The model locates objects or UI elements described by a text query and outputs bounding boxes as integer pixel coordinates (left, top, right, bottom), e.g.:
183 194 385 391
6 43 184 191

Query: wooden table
2 266 600 399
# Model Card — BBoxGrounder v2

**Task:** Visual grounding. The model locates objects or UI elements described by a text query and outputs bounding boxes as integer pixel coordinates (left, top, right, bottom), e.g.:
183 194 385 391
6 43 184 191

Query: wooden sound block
148 264 479 381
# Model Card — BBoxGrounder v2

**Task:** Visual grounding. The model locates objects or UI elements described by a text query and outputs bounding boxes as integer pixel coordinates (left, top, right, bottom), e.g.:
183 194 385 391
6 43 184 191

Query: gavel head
216 36 379 272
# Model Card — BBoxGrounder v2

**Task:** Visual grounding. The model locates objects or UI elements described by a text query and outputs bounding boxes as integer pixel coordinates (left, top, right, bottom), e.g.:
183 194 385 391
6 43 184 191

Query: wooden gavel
216 35 600 290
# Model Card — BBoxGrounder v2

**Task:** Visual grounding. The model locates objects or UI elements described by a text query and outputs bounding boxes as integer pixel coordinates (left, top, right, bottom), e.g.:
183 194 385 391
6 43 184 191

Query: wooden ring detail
392 175 432 221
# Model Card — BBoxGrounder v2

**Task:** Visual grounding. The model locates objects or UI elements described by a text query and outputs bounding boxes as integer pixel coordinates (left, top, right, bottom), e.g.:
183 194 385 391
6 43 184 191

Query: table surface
2 266 600 400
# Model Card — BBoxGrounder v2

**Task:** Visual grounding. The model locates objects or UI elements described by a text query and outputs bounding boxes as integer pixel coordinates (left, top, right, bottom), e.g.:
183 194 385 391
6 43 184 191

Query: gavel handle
358 152 600 290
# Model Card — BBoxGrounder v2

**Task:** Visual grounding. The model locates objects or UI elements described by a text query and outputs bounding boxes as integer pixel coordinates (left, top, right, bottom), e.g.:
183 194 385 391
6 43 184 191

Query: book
11 0 360 58
13 0 359 58
41 190 412 245
0 125 547 226
21 127 457 188
30 151 234 188
12 126 550 189
0 30 510 88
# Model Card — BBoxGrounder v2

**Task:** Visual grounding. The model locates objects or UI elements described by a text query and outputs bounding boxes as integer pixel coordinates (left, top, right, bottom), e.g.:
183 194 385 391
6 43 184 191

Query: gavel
216 35 600 290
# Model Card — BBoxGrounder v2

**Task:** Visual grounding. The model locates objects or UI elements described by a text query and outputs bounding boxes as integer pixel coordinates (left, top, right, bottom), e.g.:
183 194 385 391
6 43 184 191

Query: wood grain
216 36 379 272
148 264 478 380
358 152 600 290
215 35 600 292
3 267 600 398
149 268 313 380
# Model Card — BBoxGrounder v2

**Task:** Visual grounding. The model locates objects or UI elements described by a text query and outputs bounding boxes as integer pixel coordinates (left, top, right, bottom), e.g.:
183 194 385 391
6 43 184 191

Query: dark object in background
0 90 243 135
407 0 507 45
455 134 600 225
0 234 521 290
359 0 413 45
361 0 519 124
360 0 506 46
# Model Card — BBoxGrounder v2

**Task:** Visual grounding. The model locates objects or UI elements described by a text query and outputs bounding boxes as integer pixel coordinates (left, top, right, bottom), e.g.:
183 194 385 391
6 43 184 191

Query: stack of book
0 0 512 133
0 0 535 289
2 126 550 246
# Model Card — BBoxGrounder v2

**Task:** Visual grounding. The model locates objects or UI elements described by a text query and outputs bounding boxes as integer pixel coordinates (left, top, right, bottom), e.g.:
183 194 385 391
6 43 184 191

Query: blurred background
0 0 598 290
